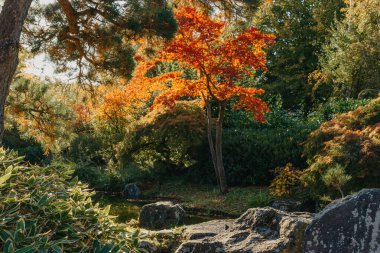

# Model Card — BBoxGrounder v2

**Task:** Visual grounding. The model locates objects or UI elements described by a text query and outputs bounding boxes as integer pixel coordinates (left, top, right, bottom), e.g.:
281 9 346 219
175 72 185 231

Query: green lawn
144 180 272 216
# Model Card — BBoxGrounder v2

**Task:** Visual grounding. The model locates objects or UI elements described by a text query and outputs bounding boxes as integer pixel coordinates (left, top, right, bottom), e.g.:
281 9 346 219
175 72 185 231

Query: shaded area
94 193 215 225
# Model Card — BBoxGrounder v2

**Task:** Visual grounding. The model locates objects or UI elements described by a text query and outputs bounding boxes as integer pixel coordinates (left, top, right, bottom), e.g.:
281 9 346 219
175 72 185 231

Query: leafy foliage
309 98 371 122
269 163 303 198
64 125 125 191
271 96 380 199
117 101 206 183
0 148 137 252
2 129 46 164
252 0 345 111
322 164 351 198
25 0 177 83
5 77 74 153
313 0 380 98
149 6 275 120
221 105 318 186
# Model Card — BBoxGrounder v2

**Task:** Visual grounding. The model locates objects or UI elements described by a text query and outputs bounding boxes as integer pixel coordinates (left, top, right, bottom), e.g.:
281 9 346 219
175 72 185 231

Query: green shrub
0 148 137 252
3 128 46 164
64 127 125 191
301 96 380 199
322 165 351 198
219 97 371 187
247 190 273 208
272 97 380 200
117 101 206 183
309 98 371 122
218 99 319 186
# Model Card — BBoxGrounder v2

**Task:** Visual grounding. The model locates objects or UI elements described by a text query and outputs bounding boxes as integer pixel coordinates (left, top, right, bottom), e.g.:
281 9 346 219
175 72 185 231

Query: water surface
94 193 215 225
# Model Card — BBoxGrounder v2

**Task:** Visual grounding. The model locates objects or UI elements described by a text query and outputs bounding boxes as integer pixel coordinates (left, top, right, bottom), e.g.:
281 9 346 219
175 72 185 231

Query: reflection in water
94 193 214 225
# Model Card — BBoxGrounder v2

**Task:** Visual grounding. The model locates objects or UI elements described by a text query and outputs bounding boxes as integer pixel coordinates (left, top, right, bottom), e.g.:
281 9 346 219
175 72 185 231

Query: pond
94 193 216 225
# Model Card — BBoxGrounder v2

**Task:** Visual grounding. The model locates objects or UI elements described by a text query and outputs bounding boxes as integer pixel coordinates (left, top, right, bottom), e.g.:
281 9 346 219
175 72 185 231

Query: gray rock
138 241 158 253
176 207 312 253
271 199 317 213
304 188 380 253
123 183 141 198
271 199 303 212
139 201 185 230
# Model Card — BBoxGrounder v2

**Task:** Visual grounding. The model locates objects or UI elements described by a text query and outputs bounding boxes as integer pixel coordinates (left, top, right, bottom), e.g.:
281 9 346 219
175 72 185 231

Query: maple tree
140 7 276 193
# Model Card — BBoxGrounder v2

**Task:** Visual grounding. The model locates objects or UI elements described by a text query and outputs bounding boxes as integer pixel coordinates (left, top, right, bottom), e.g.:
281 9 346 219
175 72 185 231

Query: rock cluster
139 188 380 253
176 208 312 253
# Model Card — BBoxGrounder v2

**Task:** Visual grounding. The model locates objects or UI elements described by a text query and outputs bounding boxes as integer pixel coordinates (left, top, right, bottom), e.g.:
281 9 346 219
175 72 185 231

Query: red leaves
98 6 276 125
152 7 275 122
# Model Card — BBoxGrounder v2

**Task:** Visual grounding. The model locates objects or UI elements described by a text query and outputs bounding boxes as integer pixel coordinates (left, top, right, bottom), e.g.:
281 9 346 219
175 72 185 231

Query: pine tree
0 0 177 143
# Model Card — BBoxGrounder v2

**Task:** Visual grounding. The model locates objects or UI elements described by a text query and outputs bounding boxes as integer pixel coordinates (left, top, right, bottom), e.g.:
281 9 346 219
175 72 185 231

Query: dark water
94 193 214 225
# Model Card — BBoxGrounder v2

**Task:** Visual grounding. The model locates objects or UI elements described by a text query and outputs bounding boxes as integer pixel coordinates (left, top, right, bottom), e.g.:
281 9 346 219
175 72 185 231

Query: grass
143 179 272 216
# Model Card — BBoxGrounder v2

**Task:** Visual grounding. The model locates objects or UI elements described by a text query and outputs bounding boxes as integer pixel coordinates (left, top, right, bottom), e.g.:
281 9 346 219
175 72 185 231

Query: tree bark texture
0 0 33 143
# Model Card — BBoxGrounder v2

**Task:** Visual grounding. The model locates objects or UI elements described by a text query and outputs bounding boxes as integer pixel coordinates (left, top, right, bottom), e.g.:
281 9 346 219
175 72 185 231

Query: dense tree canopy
312 0 380 99
25 0 177 83
252 0 345 110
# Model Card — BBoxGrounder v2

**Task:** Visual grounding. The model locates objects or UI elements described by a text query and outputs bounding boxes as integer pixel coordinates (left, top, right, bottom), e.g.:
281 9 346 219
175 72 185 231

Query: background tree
0 0 177 143
173 0 261 18
5 77 74 153
312 0 380 99
252 0 345 111
144 7 275 193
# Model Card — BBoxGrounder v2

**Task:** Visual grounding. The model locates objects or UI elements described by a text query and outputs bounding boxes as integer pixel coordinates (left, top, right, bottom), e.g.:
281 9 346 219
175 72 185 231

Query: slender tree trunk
206 101 220 188
0 0 33 143
215 101 227 194
205 100 228 194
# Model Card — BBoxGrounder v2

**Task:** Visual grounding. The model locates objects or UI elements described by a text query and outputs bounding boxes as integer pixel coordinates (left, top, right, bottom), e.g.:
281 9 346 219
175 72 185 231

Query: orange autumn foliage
148 6 276 122
98 7 275 126
96 59 162 126
95 6 275 193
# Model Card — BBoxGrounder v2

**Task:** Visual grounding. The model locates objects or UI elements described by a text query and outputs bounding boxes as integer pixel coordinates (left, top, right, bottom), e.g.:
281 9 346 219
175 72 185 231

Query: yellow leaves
269 163 303 197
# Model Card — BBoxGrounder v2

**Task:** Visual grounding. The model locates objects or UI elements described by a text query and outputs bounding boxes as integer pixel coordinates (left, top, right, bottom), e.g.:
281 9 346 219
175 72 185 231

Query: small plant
247 190 273 208
269 163 303 198
322 165 352 198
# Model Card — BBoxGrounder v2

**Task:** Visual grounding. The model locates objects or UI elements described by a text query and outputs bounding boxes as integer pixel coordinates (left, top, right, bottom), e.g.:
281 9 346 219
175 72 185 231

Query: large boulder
123 183 141 199
304 188 380 253
176 207 312 253
139 201 186 230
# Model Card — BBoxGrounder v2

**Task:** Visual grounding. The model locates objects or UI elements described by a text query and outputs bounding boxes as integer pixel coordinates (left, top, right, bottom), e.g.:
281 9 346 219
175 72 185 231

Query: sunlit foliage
312 0 380 99
271 96 380 199
0 148 137 252
5 77 74 153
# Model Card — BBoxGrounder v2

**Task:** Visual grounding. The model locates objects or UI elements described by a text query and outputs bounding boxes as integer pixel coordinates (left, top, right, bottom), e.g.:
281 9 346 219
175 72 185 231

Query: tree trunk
206 100 228 194
215 101 227 194
206 101 220 188
0 0 33 143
